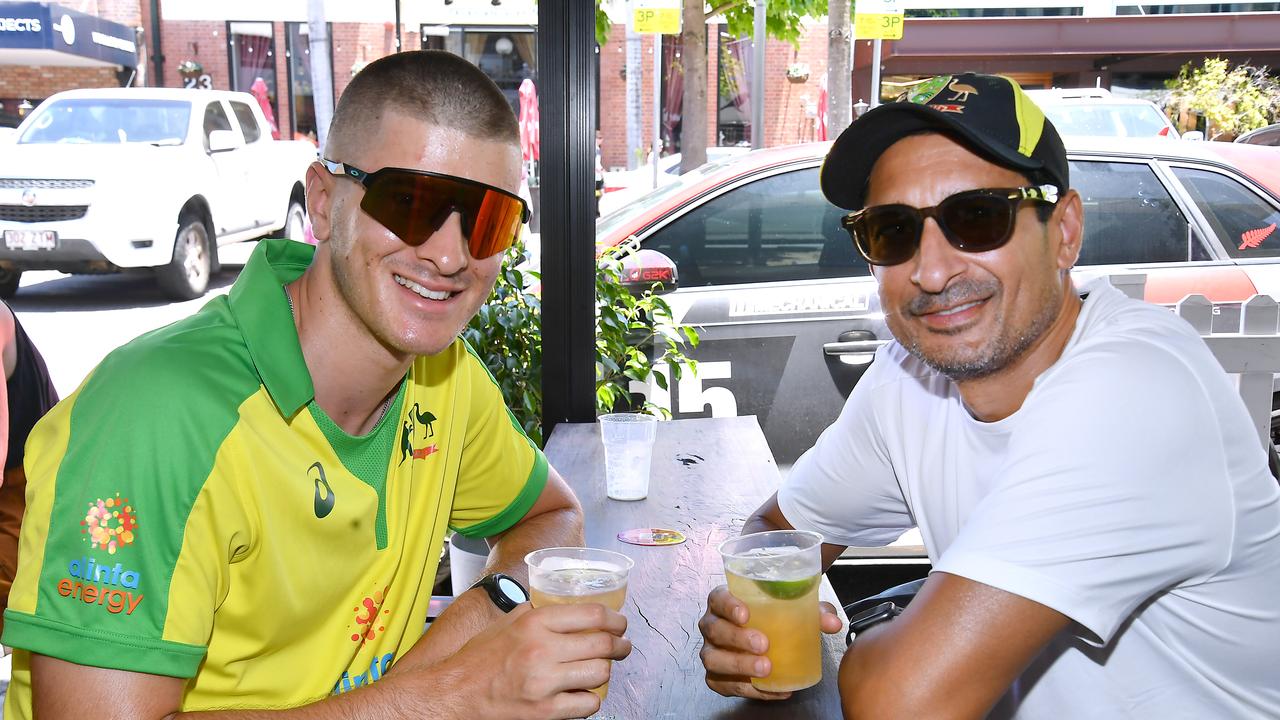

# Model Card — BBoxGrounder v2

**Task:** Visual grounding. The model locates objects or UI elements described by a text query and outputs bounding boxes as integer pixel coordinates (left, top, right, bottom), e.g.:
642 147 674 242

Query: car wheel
157 214 212 300
279 200 306 242
0 268 21 299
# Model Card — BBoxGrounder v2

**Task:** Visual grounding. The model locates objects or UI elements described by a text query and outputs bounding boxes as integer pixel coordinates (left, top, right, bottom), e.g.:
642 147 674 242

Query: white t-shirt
779 280 1280 719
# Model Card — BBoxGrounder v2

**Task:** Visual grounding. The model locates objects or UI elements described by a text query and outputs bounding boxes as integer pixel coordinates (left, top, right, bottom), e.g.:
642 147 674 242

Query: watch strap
845 600 904 645
471 573 529 613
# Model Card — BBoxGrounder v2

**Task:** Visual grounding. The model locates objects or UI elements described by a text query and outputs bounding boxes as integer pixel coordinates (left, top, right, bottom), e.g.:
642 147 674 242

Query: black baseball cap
820 73 1069 211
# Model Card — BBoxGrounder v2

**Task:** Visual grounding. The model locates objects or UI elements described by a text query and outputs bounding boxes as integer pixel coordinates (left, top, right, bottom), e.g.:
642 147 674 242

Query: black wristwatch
470 573 529 613
845 601 904 646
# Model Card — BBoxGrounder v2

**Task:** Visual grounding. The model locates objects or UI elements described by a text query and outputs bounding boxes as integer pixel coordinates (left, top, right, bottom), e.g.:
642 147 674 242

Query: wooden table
544 416 849 719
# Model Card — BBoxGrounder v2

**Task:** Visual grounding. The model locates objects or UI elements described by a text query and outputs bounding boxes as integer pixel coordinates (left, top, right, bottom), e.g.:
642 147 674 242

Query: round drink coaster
617 528 686 546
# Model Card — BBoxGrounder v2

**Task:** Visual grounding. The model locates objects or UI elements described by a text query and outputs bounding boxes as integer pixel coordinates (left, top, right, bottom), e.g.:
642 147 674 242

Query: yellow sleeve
447 342 547 538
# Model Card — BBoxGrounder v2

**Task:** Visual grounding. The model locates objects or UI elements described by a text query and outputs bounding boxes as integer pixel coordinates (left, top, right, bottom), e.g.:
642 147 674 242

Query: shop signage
0 2 137 67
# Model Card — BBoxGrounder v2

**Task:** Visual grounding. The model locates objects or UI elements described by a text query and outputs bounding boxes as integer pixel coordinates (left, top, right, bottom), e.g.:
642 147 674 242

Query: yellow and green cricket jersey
2 239 548 714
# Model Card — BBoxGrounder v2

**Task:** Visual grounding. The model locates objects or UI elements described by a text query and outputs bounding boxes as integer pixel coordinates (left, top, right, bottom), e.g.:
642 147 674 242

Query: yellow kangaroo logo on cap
947 78 979 102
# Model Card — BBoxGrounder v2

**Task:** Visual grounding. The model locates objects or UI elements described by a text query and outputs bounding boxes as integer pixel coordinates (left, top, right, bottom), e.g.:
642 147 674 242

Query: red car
598 138 1280 461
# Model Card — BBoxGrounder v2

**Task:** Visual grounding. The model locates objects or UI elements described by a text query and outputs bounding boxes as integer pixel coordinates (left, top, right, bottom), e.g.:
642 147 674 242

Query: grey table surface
544 416 848 720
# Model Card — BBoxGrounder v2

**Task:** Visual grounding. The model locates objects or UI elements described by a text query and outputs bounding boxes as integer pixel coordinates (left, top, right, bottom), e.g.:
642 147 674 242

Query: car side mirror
207 129 240 153
619 249 679 296
1181 130 1205 141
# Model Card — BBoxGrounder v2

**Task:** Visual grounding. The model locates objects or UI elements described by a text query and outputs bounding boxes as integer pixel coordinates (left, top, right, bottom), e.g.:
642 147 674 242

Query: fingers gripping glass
841 185 1059 266
322 158 530 259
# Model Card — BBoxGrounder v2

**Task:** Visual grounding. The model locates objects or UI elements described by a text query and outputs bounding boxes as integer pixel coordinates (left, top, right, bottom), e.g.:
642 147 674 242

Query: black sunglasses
841 185 1059 267
322 159 530 259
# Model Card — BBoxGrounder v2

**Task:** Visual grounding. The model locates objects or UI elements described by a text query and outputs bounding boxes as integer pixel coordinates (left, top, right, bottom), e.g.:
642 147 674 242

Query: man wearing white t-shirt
696 72 1280 719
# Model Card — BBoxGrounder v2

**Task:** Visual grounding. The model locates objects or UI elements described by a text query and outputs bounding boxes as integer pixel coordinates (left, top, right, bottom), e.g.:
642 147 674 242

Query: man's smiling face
865 132 1070 381
321 110 522 359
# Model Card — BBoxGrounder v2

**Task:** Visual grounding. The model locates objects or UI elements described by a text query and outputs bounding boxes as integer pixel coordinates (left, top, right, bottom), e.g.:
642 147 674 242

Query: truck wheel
279 201 306 242
0 269 21 299
158 214 212 300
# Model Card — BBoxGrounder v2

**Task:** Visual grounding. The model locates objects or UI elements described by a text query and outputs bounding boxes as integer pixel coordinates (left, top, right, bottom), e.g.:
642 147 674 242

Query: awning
0 2 138 68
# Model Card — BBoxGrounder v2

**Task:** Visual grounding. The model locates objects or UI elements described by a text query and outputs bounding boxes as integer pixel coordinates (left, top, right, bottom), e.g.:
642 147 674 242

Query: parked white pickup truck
0 88 316 299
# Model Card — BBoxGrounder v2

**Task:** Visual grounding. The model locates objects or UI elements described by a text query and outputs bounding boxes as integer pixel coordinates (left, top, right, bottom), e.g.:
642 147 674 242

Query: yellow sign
634 8 681 35
854 12 905 40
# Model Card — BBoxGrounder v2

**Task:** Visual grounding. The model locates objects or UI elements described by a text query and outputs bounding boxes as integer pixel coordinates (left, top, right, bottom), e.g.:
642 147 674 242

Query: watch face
496 576 528 603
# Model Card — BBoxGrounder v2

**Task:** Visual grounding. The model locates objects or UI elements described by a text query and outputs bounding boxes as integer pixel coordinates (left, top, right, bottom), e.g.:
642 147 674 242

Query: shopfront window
660 33 682 156
460 29 536 114
285 22 330 145
228 21 280 139
717 30 752 146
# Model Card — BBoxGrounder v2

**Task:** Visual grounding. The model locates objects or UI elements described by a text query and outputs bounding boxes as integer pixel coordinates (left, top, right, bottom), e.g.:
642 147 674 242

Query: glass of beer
718 530 823 692
525 547 634 699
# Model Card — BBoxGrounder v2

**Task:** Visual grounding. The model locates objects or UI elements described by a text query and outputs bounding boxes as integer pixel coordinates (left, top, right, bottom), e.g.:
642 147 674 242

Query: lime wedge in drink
754 575 818 600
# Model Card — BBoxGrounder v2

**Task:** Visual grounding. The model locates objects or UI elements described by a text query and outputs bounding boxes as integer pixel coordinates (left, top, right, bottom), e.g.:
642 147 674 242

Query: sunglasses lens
360 173 526 259
469 190 527 259
939 193 1015 252
856 206 921 265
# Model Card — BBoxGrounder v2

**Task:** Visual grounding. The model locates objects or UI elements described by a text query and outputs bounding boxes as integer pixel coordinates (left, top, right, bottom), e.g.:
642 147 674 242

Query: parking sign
633 0 681 34
854 0 905 39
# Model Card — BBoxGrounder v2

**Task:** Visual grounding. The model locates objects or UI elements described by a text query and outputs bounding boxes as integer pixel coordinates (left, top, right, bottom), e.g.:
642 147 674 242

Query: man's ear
305 161 335 244
1052 189 1084 272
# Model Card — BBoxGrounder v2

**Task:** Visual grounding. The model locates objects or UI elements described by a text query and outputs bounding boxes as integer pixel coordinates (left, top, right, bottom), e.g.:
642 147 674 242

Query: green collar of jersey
228 239 316 418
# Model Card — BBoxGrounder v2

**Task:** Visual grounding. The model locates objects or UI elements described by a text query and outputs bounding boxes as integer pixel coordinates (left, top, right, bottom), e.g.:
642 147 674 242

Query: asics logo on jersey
310 461 336 518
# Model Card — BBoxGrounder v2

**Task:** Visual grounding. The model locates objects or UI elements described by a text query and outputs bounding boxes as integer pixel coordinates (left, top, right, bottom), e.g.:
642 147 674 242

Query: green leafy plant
594 242 699 417
463 241 701 446
463 245 544 445
1161 58 1280 140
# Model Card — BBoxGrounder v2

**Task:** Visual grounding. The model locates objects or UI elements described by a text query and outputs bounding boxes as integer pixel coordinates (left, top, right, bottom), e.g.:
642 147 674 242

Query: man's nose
416 211 470 275
909 218 967 294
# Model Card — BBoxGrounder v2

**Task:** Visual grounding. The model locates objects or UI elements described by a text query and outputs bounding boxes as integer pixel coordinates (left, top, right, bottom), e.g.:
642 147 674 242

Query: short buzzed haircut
325 50 519 158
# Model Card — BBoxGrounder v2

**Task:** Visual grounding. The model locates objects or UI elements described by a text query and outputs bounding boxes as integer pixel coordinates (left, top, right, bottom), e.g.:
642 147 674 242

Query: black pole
539 0 598 435
149 0 164 86
394 0 402 52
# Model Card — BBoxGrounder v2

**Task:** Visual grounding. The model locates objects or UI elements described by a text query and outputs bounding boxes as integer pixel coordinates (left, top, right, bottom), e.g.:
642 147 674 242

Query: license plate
3 230 57 251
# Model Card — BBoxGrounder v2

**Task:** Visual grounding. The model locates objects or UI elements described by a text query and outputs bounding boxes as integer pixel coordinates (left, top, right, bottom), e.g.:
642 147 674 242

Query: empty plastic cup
599 413 658 500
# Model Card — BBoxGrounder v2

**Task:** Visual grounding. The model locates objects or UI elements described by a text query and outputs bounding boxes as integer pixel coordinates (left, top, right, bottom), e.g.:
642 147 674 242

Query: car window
1070 159 1210 266
229 101 262 143
1043 104 1171 138
641 167 868 287
203 101 233 149
1173 167 1280 259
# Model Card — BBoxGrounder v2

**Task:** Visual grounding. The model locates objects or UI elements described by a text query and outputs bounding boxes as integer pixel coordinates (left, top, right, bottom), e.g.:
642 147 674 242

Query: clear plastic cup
525 547 634 698
718 530 824 692
599 413 658 500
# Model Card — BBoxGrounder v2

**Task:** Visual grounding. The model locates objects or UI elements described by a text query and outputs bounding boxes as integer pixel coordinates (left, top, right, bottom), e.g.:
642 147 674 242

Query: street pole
870 38 882 108
653 33 661 189
394 0 402 52
751 0 766 149
625 3 644 171
308 0 335 150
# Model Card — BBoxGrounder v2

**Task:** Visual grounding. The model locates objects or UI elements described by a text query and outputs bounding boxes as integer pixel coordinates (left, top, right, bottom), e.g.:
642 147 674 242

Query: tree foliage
717 0 829 48
596 0 830 48
1162 57 1280 140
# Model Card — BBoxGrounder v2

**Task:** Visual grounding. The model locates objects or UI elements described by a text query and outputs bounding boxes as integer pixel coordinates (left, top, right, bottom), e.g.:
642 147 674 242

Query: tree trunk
679 0 707 174
827 0 853 139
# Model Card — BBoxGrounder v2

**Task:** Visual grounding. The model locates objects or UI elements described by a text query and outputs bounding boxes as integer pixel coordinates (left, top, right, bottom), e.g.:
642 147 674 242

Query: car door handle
823 339 887 356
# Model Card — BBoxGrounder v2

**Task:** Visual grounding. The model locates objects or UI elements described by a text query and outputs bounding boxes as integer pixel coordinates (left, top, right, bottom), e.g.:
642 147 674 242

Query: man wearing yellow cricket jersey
3 51 630 720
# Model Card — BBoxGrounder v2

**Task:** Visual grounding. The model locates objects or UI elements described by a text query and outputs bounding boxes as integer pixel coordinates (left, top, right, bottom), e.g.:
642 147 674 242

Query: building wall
159 20 230 89
97 0 143 27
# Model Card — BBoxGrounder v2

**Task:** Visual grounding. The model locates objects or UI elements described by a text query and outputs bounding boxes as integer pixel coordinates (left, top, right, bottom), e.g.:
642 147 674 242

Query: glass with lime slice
718 530 824 692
